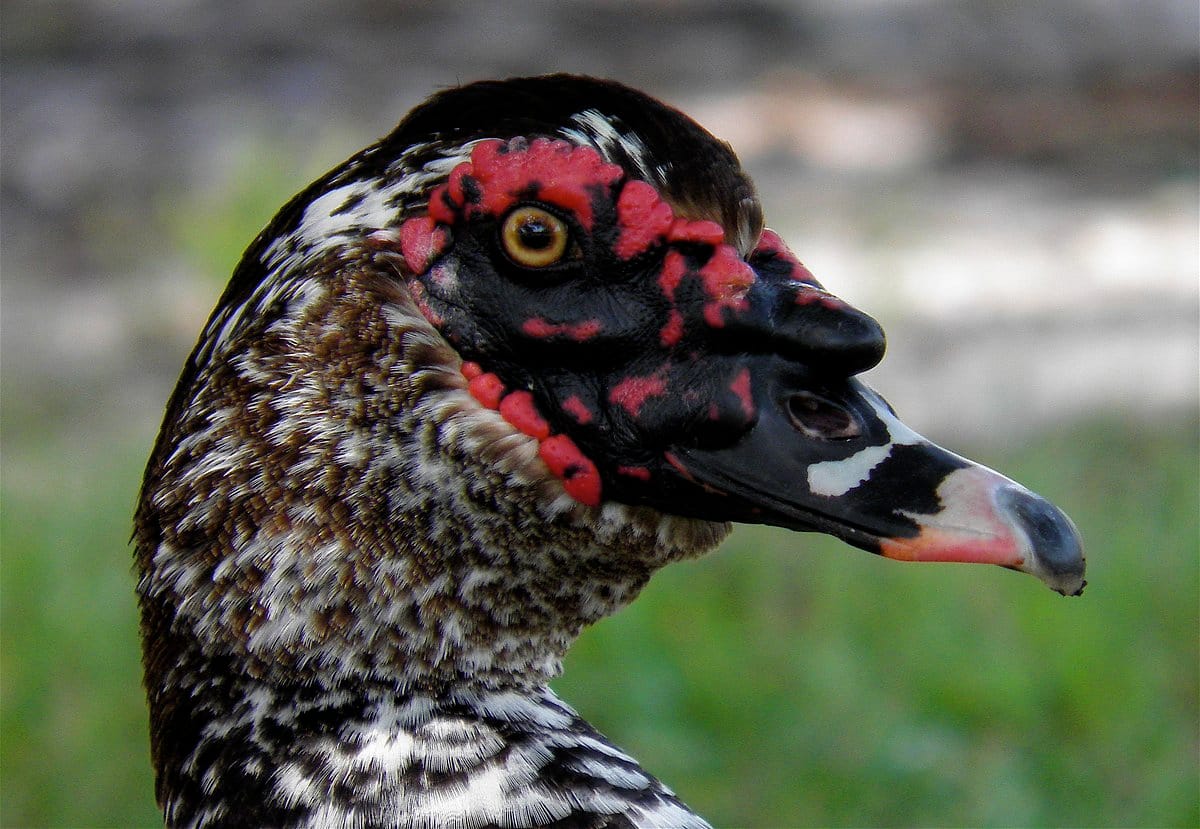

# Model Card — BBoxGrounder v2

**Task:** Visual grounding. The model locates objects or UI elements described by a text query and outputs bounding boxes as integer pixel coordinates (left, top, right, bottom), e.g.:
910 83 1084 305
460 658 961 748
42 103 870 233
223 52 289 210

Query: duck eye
500 206 570 268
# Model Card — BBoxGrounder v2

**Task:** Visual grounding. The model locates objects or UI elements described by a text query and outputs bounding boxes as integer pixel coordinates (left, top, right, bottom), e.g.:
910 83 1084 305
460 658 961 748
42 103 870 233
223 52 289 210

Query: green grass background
2 405 1196 827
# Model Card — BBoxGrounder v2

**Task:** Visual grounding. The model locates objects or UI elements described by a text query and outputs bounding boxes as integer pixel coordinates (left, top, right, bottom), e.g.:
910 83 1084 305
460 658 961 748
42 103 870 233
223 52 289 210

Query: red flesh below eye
659 310 684 347
499 391 552 440
521 318 604 342
468 373 506 409
539 435 602 507
460 363 604 508
562 395 594 425
609 373 668 419
730 368 754 420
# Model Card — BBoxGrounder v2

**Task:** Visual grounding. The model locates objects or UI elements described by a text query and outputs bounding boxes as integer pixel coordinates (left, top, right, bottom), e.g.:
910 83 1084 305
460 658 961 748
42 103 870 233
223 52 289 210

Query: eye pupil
517 219 554 250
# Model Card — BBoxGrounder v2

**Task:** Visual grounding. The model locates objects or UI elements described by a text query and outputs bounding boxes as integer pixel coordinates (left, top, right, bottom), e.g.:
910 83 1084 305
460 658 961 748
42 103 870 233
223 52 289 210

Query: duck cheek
601 359 759 449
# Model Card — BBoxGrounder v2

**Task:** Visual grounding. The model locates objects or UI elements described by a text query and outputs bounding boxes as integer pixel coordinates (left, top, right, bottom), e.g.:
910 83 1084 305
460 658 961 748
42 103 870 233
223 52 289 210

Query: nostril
786 392 861 440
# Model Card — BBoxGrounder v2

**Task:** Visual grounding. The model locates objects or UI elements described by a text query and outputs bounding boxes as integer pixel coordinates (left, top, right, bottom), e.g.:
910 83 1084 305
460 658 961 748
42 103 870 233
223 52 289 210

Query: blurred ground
1 1 1198 827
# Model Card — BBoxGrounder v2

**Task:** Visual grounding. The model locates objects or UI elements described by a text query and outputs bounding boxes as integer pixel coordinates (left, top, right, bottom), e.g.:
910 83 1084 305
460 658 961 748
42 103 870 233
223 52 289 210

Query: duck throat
135 263 728 702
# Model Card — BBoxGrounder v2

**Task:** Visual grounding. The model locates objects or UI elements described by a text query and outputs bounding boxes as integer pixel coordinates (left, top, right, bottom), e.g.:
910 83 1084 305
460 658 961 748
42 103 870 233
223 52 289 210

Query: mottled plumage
136 75 1083 828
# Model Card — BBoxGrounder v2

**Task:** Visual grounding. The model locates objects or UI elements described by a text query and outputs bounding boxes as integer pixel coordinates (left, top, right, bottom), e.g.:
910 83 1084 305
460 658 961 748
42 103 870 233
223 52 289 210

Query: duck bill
872 463 1086 595
668 372 1086 596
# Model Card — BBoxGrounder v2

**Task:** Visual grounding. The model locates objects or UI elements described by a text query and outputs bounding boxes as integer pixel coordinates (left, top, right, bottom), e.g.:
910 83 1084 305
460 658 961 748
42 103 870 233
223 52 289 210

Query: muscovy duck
135 75 1085 828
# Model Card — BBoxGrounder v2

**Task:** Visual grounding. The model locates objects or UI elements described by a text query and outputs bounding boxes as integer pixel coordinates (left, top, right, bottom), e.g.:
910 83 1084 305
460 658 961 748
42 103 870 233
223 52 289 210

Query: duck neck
140 415 701 699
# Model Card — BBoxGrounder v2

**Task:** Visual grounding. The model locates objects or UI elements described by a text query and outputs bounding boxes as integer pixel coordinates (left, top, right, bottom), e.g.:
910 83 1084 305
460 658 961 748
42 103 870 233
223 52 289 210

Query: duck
134 74 1085 828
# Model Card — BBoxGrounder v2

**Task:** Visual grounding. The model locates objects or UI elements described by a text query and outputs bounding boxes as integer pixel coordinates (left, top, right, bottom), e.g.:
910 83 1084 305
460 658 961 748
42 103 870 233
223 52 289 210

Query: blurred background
2 1 1197 826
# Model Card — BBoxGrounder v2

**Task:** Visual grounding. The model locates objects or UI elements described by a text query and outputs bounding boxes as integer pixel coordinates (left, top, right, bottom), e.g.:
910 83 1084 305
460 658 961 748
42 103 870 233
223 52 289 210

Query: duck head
388 79 1085 597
